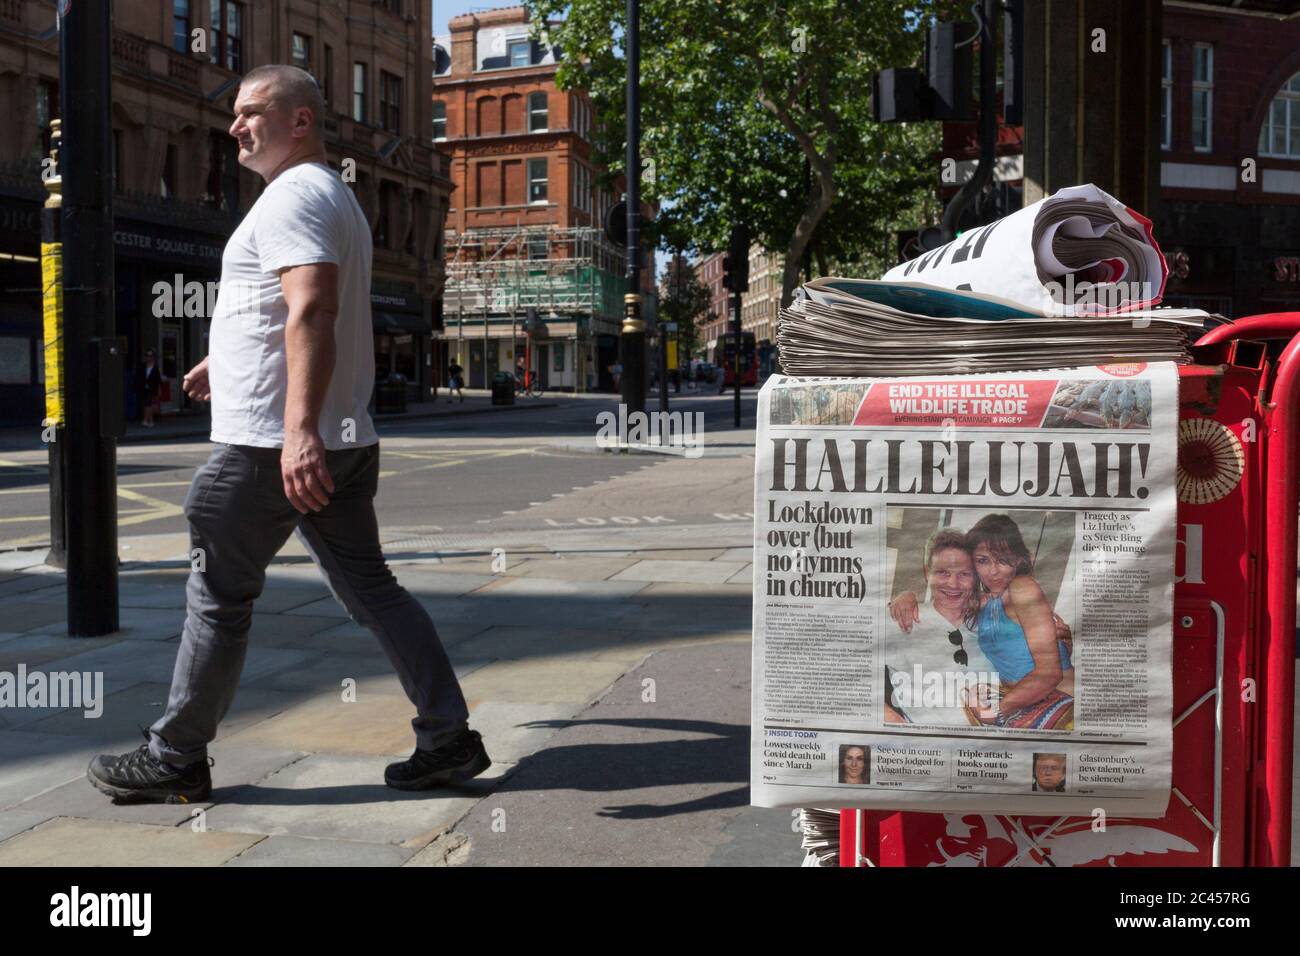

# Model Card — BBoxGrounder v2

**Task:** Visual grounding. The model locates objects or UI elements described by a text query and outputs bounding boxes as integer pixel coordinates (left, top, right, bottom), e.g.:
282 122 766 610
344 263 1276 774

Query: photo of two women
883 507 1077 732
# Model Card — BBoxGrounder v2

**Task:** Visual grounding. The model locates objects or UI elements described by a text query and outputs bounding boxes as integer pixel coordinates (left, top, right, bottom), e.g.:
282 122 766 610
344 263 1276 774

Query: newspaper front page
750 364 1177 817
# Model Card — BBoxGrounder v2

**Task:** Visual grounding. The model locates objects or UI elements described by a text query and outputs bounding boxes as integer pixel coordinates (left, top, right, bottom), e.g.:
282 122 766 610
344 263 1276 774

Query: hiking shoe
384 728 490 790
87 729 212 804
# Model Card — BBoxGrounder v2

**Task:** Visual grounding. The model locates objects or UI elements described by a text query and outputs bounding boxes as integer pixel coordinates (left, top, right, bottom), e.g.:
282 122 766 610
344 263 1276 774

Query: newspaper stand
837 313 1300 867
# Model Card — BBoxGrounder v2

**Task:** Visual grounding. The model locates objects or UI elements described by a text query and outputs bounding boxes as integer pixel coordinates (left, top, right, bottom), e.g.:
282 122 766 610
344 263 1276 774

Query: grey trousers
148 441 469 766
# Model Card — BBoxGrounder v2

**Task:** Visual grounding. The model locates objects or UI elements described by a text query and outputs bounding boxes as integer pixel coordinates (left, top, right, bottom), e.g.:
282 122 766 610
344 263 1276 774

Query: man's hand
182 356 211 402
888 591 922 633
282 427 334 513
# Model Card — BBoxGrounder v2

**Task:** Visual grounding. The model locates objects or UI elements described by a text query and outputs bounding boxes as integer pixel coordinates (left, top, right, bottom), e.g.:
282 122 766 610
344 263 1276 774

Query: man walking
88 65 488 803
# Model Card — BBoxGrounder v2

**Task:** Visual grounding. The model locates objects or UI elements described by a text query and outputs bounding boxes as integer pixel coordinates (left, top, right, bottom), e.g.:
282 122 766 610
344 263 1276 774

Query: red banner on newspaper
852 379 1058 428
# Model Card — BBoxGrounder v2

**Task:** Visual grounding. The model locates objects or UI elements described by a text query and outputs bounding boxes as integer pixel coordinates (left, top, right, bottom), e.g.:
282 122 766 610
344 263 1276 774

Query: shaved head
240 64 324 130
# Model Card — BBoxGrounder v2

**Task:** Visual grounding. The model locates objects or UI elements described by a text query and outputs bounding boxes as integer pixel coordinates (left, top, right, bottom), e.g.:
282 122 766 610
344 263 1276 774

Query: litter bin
491 370 515 406
374 372 407 414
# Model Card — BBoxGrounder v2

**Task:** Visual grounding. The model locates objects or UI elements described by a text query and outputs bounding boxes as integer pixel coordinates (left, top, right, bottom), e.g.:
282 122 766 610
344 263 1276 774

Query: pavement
0 518 799 866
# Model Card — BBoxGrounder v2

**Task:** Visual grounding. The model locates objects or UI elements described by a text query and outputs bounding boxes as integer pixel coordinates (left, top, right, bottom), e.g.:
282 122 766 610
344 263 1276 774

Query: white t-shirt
208 161 379 450
885 604 995 726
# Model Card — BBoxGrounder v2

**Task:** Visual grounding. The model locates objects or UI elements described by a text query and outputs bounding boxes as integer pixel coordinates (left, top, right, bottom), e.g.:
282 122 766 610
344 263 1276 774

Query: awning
373 311 429 335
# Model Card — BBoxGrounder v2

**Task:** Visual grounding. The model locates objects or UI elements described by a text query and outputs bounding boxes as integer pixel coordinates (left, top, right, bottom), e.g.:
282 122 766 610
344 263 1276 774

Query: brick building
697 251 728 357
696 244 781 375
932 1 1300 320
0 0 449 426
1157 1 1300 316
434 5 654 392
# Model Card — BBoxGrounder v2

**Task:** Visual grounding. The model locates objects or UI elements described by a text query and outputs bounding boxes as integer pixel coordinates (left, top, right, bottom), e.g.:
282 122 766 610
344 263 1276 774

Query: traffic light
724 224 749 294
873 20 975 123
926 21 974 121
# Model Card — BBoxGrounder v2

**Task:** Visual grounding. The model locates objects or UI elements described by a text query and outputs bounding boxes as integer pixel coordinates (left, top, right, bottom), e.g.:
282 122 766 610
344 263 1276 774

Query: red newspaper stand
838 314 1300 867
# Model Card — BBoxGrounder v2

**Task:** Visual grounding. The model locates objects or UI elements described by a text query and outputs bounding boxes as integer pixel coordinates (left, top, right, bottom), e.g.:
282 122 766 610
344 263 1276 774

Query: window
528 158 548 203
1191 42 1213 151
173 0 190 54
553 342 565 372
209 1 244 72
528 91 548 131
112 129 122 193
572 162 591 214
375 181 394 248
380 71 402 133
323 45 333 105
432 100 447 141
161 143 178 198
353 62 368 123
528 234 548 260
292 33 312 72
207 128 240 211
1260 72 1300 158
381 0 402 13
34 79 57 163
508 39 532 67
1160 39 1172 150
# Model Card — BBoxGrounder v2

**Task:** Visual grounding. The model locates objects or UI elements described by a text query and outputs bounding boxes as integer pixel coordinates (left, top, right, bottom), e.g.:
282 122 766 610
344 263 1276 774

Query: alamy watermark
595 404 705 458
0 665 103 718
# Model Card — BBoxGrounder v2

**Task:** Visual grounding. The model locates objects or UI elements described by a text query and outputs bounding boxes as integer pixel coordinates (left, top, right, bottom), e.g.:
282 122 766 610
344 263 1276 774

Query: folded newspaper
778 277 1210 377
881 183 1168 316
750 364 1177 817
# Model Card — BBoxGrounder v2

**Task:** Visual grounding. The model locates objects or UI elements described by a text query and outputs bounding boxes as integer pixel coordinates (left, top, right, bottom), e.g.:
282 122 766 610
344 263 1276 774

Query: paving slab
0 601 69 633
223 688 434 757
0 632 123 672
32 606 185 642
223 833 414 866
201 752 502 846
0 551 50 573
0 731 124 809
0 574 64 601
610 559 749 585
12 745 307 828
725 563 754 585
0 816 262 866
633 548 728 561
634 582 753 606
452 624 634 663
15 643 311 713
459 656 632 706
498 556 639 580
472 575 648 600
464 700 574 763
243 650 492 696
21 681 298 744
0 807 59 844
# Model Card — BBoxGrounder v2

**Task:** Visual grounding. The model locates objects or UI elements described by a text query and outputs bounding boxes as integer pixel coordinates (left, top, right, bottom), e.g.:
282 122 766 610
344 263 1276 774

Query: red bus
713 331 758 388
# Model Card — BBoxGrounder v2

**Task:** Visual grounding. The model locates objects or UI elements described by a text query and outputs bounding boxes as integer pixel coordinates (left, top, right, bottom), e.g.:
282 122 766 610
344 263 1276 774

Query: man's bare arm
281 262 339 513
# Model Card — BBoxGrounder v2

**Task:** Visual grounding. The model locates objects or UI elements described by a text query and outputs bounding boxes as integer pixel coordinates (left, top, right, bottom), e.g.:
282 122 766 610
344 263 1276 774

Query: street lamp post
620 0 646 416
59 0 121 635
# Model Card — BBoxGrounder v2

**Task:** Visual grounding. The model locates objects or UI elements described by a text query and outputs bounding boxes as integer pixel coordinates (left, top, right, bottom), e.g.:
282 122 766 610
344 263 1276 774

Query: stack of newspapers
777 184 1215 376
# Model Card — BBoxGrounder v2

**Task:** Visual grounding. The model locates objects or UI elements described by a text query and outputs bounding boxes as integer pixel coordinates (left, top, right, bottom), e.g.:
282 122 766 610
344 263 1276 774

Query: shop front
0 191 42 427
371 286 431 402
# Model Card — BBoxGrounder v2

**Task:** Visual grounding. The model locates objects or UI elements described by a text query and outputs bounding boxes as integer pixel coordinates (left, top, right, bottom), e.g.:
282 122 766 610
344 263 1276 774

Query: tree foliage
527 0 958 306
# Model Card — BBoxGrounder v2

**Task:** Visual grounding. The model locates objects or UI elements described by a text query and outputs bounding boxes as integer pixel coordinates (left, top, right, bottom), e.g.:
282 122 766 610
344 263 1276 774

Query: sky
433 1 492 38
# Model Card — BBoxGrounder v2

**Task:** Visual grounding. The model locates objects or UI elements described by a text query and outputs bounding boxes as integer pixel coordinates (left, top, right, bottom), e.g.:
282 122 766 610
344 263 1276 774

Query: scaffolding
442 225 630 322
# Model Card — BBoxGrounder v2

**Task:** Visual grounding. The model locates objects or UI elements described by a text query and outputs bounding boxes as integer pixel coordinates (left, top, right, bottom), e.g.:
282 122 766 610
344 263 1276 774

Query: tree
658 255 710 360
527 0 957 306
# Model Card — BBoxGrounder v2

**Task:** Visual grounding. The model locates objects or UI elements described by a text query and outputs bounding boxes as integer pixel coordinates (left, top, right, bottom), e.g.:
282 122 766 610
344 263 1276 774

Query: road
0 391 759 551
